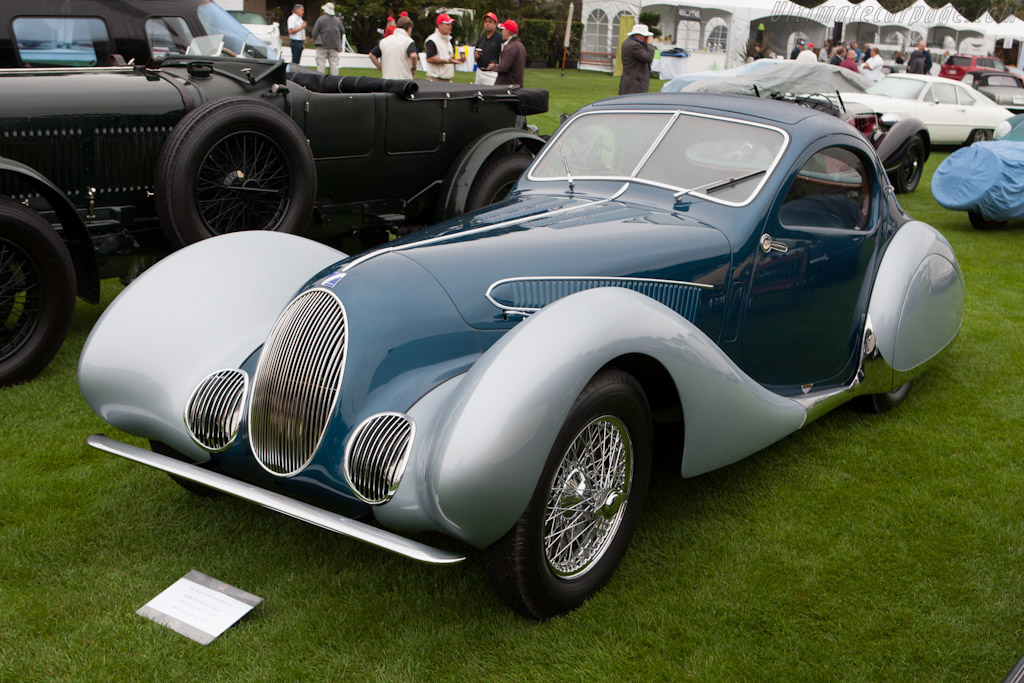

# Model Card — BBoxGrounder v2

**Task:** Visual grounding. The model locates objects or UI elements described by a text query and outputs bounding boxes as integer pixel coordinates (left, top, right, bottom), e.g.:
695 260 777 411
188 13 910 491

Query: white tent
579 0 834 73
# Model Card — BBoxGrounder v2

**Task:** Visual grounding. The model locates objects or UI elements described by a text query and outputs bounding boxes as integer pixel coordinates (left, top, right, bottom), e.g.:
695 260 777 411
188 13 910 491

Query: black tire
486 367 652 620
969 211 1007 230
858 380 913 414
464 152 533 212
966 128 992 145
0 199 76 387
150 440 222 498
893 135 925 194
154 97 316 249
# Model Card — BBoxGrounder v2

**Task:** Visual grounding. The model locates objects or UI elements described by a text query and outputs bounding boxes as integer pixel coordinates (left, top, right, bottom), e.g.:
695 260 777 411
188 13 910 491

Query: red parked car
940 55 1007 81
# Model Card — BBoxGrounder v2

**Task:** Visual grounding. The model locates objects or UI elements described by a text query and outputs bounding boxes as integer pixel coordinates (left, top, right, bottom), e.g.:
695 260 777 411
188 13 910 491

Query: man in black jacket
618 24 655 95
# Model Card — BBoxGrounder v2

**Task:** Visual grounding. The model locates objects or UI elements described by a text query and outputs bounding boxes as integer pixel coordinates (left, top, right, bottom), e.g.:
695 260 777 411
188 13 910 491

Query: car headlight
995 119 1012 140
880 113 901 127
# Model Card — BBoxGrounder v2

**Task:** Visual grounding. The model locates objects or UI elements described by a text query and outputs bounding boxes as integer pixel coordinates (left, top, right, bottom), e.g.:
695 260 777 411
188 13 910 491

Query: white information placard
137 571 262 644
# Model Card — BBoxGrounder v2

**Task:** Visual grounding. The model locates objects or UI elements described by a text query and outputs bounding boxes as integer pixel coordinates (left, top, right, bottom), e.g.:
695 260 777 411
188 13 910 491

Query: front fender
868 220 964 378
1 155 99 303
877 118 929 172
79 231 345 461
422 287 805 548
435 127 546 220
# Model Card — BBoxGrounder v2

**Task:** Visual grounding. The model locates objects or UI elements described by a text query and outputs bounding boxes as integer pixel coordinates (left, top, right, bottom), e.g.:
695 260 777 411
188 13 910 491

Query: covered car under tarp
932 141 1024 222
682 62 873 96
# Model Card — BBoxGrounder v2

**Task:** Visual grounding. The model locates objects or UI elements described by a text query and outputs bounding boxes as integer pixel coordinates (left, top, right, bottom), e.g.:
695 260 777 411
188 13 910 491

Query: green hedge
519 19 554 62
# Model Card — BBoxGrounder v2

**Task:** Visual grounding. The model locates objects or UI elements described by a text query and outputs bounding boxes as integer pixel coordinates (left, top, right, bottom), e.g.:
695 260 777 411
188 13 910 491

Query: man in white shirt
287 4 307 64
369 16 418 80
863 47 885 82
796 43 817 62
424 13 463 81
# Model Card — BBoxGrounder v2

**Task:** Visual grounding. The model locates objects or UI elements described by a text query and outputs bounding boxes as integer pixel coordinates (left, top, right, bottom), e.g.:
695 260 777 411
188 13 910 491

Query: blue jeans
290 39 303 64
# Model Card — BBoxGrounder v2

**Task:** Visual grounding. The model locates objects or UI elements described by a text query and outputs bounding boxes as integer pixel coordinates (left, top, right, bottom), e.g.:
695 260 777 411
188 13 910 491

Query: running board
86 434 465 565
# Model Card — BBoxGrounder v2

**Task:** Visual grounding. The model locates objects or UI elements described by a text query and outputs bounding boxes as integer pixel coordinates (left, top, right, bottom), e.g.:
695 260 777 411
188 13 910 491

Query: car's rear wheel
155 97 316 249
465 152 533 212
969 211 1007 230
893 135 925 194
486 368 651 620
0 199 75 387
966 128 992 145
858 380 913 414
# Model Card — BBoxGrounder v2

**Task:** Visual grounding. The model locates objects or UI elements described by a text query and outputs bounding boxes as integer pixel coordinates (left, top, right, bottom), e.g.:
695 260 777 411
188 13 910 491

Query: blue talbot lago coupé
79 93 965 619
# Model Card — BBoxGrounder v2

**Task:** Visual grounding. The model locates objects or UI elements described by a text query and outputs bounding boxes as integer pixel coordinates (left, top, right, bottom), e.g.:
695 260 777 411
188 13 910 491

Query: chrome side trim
86 434 464 565
486 275 712 318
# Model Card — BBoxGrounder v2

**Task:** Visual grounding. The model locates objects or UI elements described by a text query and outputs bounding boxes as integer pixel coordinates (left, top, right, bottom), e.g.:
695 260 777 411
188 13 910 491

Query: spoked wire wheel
195 131 291 235
544 415 633 578
486 368 651 619
0 237 41 364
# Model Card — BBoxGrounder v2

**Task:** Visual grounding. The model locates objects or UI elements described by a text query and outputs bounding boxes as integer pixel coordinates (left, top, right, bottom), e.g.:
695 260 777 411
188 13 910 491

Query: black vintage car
0 0 279 66
0 56 547 386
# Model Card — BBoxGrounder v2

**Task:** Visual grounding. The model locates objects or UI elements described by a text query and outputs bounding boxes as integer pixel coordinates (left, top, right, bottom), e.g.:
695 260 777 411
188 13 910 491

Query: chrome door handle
760 233 788 253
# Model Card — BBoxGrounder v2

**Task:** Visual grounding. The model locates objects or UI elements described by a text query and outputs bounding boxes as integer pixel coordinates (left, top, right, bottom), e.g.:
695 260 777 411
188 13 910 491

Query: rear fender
867 221 964 383
435 128 545 220
78 231 346 461
418 287 805 548
0 156 99 303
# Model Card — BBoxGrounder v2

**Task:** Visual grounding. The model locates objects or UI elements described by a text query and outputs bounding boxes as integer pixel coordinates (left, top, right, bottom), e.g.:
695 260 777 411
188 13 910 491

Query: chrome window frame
525 109 791 208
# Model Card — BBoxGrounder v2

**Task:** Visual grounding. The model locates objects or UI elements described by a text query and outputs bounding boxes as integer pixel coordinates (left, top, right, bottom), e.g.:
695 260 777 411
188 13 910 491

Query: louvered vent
487 277 705 322
248 289 347 476
344 413 415 504
184 369 248 452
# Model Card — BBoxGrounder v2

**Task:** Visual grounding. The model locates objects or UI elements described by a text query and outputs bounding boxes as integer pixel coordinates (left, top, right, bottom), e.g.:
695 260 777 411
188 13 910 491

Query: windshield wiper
558 143 574 194
673 168 766 201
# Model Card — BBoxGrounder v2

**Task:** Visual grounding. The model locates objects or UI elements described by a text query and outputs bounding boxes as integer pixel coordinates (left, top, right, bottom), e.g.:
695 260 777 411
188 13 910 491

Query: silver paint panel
78 231 346 461
402 287 805 548
867 221 965 373
86 434 464 565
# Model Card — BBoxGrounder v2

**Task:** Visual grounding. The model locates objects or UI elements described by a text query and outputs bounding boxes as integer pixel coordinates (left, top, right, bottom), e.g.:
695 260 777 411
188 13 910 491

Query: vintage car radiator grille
344 413 414 504
487 277 705 322
249 289 347 476
185 369 248 452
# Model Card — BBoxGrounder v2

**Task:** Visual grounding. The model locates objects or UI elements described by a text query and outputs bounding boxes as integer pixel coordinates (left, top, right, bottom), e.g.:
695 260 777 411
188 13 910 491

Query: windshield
530 111 787 205
197 2 276 59
867 77 927 100
228 11 270 25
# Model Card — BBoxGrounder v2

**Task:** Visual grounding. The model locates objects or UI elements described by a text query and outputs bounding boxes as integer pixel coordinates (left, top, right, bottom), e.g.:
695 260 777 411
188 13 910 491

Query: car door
921 81 969 143
740 139 880 392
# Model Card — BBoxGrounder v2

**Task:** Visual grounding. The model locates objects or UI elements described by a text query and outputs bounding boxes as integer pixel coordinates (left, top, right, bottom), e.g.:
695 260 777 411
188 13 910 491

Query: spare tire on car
154 97 316 249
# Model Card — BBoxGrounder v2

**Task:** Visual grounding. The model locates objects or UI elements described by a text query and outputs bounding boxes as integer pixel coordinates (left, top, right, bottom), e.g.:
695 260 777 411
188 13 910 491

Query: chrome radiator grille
249 289 347 476
185 369 248 452
344 413 414 504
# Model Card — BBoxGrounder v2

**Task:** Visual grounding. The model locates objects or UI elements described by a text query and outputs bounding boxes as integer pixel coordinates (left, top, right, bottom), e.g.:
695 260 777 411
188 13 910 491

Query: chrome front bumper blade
86 434 465 565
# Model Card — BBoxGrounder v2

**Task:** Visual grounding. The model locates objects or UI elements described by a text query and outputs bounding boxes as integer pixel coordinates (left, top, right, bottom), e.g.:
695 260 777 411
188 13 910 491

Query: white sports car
841 74 1012 145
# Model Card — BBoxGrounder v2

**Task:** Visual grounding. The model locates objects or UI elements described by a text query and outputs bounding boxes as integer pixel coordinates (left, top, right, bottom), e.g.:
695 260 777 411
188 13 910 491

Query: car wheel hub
543 415 633 578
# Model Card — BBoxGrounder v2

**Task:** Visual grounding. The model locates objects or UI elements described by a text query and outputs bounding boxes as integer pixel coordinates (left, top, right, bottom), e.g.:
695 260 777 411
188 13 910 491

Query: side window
920 85 933 102
146 17 194 58
956 87 976 106
12 17 113 67
962 74 974 86
933 83 958 104
781 147 871 231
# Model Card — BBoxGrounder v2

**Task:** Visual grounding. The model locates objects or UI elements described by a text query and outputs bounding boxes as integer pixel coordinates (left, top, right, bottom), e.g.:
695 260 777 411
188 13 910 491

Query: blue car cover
932 141 1024 222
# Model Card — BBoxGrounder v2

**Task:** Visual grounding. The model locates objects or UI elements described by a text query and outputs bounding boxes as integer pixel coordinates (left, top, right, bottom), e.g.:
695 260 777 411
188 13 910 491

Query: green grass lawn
2 70 1024 680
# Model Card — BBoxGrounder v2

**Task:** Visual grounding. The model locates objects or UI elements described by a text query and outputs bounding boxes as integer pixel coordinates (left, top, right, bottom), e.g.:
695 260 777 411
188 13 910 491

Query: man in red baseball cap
424 12 464 81
487 19 525 86
473 11 501 85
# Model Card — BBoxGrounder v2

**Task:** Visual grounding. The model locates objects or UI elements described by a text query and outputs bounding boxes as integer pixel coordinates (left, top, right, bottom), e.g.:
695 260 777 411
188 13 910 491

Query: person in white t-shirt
863 47 885 82
287 4 307 64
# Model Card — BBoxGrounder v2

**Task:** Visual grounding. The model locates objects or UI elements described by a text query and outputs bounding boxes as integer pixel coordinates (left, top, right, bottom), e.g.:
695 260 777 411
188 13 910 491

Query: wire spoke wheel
486 368 651 620
195 131 290 235
0 237 42 363
544 416 632 578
